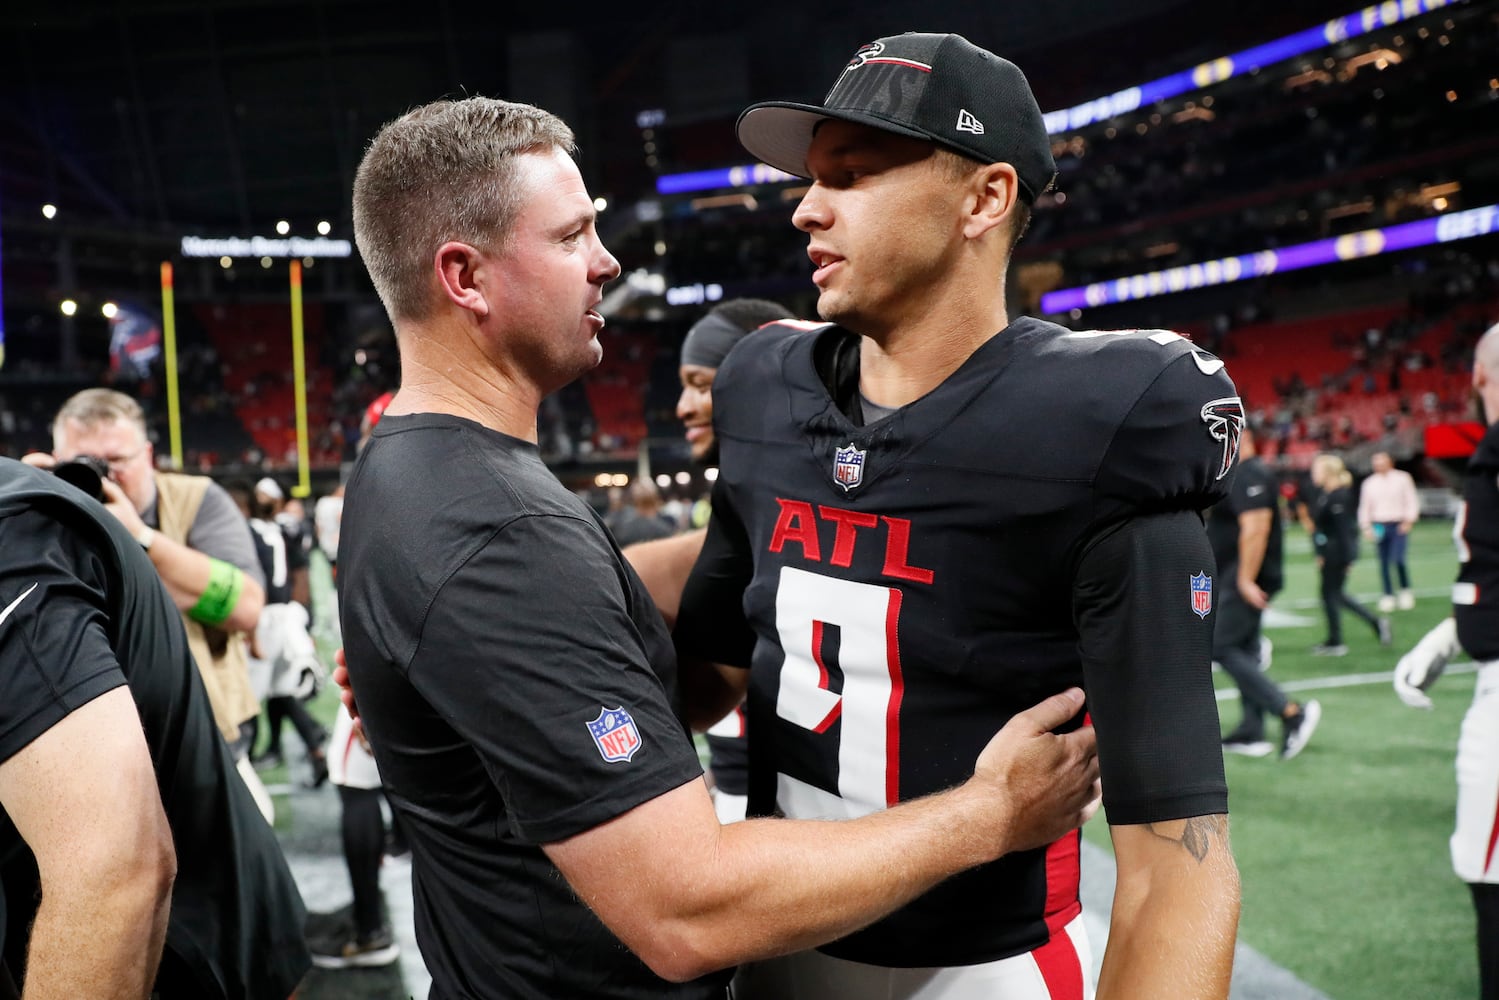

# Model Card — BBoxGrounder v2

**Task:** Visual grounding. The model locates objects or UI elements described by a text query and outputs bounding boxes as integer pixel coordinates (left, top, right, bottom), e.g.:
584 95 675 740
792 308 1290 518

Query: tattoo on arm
1144 814 1227 863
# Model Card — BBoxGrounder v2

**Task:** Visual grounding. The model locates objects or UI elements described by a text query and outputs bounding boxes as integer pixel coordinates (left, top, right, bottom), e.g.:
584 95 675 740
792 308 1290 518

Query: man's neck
389 321 543 442
856 304 1010 409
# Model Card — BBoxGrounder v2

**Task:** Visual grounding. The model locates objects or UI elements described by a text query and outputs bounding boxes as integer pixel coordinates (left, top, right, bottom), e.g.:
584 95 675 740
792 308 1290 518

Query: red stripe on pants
1483 789 1499 877
1035 833 1084 999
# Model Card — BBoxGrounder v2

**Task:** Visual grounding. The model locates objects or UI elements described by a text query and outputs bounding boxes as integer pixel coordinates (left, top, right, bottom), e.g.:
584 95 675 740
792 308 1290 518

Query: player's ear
962 162 1019 242
433 241 491 320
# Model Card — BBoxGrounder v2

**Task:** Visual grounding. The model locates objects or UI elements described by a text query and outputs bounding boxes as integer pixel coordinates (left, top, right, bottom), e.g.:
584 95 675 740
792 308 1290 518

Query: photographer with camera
23 390 266 777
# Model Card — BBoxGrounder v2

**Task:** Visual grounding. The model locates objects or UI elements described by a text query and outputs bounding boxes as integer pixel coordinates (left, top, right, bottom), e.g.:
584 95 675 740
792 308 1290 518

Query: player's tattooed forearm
1144 814 1227 863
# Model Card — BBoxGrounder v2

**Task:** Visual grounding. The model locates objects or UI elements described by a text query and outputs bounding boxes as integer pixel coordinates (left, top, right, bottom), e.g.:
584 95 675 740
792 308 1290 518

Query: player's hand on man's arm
676 654 750 732
622 528 707 631
0 688 176 999
332 649 373 749
544 688 1098 983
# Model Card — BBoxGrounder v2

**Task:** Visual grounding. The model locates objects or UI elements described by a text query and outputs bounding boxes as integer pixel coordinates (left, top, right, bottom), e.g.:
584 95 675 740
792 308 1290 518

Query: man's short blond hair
53 388 148 446
352 97 577 323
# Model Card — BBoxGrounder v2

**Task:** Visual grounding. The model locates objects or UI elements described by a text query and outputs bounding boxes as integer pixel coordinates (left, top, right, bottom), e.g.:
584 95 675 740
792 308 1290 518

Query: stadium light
41 203 56 220
594 473 611 487
59 299 77 316
704 467 719 482
101 302 118 319
656 0 1459 196
317 220 331 236
656 474 671 488
611 473 629 487
594 197 608 212
1041 201 1499 314
674 471 691 485
275 220 290 235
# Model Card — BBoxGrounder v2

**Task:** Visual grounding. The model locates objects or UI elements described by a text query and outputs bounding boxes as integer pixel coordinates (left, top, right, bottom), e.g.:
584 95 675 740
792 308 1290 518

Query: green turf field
1089 517 1481 999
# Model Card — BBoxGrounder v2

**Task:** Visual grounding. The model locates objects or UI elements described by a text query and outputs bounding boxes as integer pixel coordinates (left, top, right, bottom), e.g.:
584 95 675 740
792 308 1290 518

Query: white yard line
1215 662 1476 701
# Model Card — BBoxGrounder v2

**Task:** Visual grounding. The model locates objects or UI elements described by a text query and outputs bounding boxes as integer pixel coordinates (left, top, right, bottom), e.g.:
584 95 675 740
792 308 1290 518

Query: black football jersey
1455 420 1499 660
679 316 1237 968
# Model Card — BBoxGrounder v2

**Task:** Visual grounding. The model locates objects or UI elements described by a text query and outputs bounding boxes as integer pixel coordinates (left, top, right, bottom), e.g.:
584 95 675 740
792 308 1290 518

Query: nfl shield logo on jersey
1190 572 1213 619
586 707 642 763
833 443 866 491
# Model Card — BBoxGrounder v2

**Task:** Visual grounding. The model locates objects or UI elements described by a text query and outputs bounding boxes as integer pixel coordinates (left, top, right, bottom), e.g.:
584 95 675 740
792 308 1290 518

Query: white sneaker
1378 595 1397 614
1282 700 1323 761
1398 589 1415 611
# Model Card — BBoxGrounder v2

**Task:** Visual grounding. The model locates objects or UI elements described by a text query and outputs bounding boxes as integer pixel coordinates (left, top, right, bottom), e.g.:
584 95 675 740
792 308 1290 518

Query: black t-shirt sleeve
405 512 704 844
675 477 758 669
1229 462 1277 515
0 509 128 765
1072 510 1228 826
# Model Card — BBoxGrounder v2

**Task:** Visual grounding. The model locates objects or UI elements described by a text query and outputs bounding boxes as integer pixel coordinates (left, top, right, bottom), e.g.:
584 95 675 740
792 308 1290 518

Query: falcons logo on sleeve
1201 397 1245 481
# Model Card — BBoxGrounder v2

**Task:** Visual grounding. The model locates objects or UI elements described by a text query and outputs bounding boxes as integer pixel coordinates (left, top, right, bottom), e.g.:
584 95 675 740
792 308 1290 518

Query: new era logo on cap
735 32 1057 203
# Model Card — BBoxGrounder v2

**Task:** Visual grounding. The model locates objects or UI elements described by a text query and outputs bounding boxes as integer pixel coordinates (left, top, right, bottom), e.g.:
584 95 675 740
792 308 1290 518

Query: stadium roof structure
0 0 1363 236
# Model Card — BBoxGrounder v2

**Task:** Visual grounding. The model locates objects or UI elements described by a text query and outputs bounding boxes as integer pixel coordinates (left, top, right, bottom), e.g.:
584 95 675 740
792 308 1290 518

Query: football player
1394 321 1499 1000
676 33 1242 998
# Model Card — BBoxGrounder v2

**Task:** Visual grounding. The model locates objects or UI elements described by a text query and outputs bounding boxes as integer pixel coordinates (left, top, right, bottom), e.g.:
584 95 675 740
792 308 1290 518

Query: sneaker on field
1281 700 1322 761
1378 594 1397 614
251 751 283 771
1398 589 1415 611
310 925 400 969
1223 740 1275 758
1311 643 1349 657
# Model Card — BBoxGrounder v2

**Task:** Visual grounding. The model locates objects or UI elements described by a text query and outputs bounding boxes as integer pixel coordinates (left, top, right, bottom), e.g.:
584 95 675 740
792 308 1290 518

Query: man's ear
962 162 1020 242
434 241 491 320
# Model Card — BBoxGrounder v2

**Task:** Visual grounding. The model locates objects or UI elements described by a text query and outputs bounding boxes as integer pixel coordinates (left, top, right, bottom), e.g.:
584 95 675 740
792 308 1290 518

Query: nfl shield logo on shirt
833 443 866 491
586 707 642 763
1190 572 1213 619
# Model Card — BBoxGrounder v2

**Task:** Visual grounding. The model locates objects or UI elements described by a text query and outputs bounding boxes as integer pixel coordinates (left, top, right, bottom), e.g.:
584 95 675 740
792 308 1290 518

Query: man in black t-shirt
340 95 1099 999
0 458 308 999
1208 428 1322 760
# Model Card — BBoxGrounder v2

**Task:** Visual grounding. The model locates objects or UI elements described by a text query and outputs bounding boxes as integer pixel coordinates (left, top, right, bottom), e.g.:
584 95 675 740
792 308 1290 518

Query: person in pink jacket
1358 451 1420 611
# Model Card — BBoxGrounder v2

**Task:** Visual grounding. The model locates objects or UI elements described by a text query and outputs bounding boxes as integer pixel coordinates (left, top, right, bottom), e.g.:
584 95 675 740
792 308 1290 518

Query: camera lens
52 456 110 501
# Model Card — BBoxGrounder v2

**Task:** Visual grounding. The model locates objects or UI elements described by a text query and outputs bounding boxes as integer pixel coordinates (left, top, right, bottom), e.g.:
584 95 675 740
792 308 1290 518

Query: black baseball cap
736 33 1056 204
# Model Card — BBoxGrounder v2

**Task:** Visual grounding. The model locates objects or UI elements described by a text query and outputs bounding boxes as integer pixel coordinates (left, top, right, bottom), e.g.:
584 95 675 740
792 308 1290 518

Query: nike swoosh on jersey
1246 485 1266 496
1191 352 1226 376
0 583 39 627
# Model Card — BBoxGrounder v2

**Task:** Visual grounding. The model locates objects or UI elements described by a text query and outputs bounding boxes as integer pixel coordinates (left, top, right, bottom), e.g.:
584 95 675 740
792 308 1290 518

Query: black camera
53 456 111 501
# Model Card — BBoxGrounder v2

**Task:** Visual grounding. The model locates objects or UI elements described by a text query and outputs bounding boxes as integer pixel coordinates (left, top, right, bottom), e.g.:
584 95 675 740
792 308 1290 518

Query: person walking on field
1359 450 1420 612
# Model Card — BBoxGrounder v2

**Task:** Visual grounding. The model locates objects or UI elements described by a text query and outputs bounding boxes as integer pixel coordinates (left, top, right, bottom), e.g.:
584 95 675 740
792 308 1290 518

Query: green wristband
189 558 244 627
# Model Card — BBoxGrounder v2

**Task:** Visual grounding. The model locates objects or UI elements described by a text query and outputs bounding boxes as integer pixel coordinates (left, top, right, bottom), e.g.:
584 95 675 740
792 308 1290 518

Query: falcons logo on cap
1201 397 1245 481
847 40 884 68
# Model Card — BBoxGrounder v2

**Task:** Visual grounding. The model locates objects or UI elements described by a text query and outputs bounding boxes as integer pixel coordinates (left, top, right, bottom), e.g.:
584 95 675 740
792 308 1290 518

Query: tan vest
154 472 261 742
